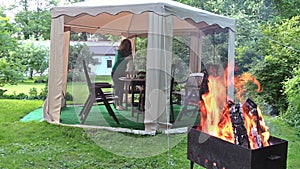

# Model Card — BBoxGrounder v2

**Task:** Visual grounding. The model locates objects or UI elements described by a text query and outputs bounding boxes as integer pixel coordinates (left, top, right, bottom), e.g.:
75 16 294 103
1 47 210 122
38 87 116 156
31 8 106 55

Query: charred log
229 101 250 148
243 98 263 148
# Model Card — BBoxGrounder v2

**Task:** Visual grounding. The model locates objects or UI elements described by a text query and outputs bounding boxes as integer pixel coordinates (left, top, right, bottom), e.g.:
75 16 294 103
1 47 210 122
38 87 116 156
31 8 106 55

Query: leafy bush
38 86 48 100
0 89 7 96
16 92 28 100
253 16 300 115
29 87 38 99
34 76 48 83
65 92 73 101
282 66 300 128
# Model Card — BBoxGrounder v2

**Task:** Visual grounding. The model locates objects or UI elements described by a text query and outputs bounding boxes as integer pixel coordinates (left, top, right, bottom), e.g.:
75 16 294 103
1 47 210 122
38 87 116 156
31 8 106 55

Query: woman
111 39 133 111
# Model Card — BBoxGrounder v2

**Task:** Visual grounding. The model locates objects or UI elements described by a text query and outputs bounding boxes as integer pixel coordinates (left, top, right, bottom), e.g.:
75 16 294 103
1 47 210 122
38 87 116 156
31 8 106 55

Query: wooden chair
171 72 205 122
79 60 120 124
170 65 187 123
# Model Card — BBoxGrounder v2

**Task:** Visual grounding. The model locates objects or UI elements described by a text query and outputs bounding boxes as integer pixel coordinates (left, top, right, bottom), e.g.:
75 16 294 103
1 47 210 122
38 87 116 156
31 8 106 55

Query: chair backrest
186 73 204 88
82 60 95 94
184 73 204 102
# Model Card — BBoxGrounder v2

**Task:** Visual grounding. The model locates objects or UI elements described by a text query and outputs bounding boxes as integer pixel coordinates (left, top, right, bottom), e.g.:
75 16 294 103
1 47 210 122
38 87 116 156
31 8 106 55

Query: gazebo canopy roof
51 0 235 36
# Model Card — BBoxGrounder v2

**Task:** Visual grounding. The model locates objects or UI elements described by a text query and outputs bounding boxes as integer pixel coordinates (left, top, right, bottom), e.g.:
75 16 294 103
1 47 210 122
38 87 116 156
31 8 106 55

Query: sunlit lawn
1 75 112 96
0 98 299 168
0 76 299 168
0 99 190 169
1 83 46 95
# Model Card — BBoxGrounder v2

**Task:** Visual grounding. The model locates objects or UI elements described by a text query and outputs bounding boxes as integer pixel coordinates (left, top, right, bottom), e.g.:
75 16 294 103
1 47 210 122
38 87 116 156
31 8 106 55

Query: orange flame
235 72 262 102
198 70 270 149
242 106 270 149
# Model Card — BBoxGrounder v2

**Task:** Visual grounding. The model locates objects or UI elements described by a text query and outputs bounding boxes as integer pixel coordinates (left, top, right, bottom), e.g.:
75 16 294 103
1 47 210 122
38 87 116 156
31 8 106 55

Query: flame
242 106 270 148
235 72 262 102
217 103 234 143
198 70 270 149
200 75 226 135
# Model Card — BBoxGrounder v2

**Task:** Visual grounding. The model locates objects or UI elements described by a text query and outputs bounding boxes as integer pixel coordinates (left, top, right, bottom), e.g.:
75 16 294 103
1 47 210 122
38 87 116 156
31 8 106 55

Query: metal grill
187 127 288 169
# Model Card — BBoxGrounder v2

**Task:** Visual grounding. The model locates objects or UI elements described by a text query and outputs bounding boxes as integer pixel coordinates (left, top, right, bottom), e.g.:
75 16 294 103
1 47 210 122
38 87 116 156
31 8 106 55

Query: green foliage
0 88 7 96
134 37 147 71
179 0 276 47
0 16 18 58
68 43 95 81
14 1 51 40
28 87 38 99
252 16 300 114
0 17 24 87
16 39 49 78
282 66 300 128
235 46 263 74
14 10 51 40
273 0 300 19
0 58 24 87
38 85 48 100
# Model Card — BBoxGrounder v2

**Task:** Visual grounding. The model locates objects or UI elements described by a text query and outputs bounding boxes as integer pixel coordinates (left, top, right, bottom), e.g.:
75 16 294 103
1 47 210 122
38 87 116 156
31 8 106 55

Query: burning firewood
243 98 263 148
198 70 270 149
199 98 270 149
228 101 250 148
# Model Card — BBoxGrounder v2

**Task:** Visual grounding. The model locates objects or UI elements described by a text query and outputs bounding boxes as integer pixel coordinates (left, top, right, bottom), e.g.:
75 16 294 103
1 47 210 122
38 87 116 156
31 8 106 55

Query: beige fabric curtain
43 16 70 123
189 30 203 73
144 13 173 132
61 29 71 108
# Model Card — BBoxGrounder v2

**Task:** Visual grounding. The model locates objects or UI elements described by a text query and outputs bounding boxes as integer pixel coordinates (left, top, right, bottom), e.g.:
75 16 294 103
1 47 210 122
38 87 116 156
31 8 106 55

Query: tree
14 0 53 40
177 0 278 75
68 43 95 82
252 16 300 114
273 0 300 19
17 38 49 78
68 43 95 71
0 16 25 86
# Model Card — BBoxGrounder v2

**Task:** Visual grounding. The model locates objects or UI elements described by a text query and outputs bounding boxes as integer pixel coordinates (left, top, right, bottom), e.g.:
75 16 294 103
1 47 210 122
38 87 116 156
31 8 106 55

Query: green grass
0 99 299 168
1 83 46 95
264 115 300 169
1 76 299 168
0 76 112 99
0 99 190 169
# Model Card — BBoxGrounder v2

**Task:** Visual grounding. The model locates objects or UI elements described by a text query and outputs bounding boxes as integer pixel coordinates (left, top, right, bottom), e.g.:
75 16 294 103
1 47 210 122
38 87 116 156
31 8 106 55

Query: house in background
31 40 119 76
85 41 119 76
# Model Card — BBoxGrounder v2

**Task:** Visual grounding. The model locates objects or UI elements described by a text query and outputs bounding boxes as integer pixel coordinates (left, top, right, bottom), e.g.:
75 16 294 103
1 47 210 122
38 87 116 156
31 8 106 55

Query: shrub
38 86 48 100
29 87 38 99
0 89 7 96
34 76 48 83
16 93 28 100
282 66 300 128
65 92 73 101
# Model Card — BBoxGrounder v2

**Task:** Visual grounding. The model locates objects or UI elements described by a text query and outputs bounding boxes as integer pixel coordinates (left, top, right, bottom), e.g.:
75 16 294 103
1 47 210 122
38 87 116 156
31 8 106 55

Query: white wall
90 55 115 76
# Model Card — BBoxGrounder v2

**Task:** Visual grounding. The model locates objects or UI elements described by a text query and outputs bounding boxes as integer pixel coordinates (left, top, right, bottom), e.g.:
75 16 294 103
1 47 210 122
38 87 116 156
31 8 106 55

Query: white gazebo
43 0 235 132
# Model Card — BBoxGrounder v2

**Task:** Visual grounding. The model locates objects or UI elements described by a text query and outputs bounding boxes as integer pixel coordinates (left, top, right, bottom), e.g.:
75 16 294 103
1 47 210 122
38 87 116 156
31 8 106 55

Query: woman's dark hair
119 39 132 57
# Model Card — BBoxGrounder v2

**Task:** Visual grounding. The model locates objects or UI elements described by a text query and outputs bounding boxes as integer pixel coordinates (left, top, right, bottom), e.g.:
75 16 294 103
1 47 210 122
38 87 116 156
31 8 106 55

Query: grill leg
190 161 194 169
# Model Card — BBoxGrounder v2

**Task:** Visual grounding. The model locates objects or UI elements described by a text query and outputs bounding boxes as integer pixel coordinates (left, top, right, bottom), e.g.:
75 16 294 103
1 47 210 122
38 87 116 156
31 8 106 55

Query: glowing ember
197 71 270 149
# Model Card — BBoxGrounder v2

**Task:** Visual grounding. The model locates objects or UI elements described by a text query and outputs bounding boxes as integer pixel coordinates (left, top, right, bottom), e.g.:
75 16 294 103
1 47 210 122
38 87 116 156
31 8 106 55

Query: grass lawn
0 99 299 168
1 83 46 95
1 75 112 97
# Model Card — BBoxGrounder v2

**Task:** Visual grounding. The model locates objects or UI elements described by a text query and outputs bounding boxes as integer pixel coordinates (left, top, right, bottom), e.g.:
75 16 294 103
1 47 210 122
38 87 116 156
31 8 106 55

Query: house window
107 60 112 68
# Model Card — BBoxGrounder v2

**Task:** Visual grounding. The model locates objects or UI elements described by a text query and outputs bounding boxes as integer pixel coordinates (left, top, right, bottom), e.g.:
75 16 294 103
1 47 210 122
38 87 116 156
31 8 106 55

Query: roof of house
89 46 117 56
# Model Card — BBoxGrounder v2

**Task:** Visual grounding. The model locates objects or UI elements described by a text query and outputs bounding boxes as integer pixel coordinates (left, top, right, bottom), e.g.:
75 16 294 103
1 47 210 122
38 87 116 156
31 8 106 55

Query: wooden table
119 77 146 117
